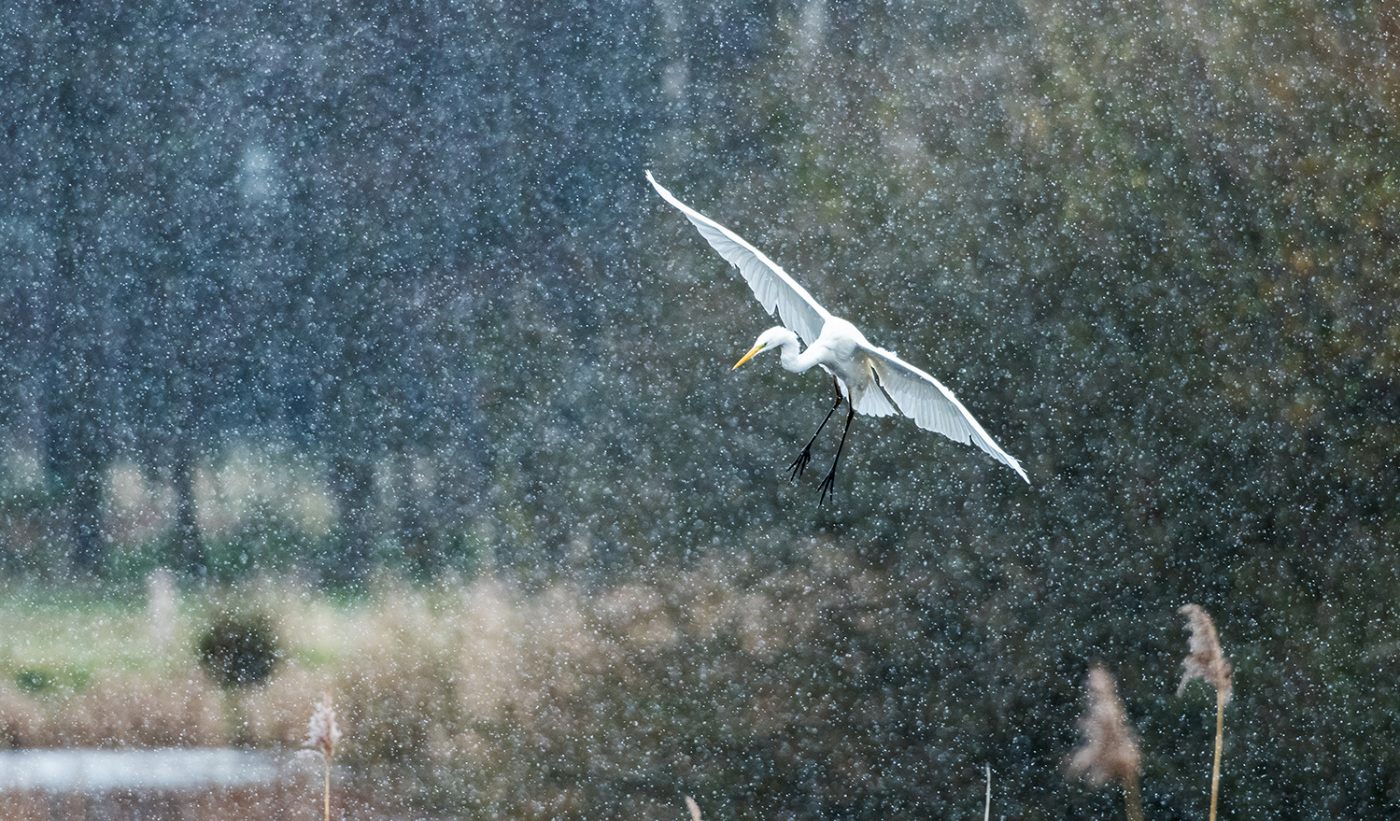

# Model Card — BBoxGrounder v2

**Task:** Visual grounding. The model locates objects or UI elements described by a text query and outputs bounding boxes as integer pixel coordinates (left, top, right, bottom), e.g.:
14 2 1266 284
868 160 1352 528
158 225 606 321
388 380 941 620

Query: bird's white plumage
857 342 1028 482
648 171 1029 484
646 171 830 347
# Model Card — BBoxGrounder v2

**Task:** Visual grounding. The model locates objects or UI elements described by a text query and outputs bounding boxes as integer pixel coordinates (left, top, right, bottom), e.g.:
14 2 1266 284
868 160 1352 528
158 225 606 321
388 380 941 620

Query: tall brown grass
305 693 341 821
1178 604 1232 821
1068 664 1143 821
0 672 227 748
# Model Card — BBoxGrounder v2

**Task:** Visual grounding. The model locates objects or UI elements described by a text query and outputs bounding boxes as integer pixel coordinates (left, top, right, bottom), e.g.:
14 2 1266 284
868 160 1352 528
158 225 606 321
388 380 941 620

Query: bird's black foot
788 447 813 481
817 468 837 507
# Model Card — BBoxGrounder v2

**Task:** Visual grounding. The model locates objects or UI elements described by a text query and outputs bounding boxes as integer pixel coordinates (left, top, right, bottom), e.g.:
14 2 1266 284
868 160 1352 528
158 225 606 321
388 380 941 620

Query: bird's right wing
857 341 1030 483
647 171 831 347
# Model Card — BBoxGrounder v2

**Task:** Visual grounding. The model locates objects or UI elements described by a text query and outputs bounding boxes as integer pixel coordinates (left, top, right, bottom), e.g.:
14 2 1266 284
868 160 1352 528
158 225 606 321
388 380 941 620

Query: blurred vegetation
0 558 1389 818
0 568 1244 817
1 0 1398 816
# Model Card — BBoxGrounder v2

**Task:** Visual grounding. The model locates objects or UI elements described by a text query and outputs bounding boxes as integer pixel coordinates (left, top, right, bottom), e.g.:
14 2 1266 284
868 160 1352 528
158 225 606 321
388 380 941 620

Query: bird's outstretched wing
856 342 1030 483
647 171 831 347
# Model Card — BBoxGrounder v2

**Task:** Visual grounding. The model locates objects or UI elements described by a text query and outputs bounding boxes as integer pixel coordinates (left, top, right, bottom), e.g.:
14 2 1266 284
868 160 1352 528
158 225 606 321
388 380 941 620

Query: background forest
1 0 1398 818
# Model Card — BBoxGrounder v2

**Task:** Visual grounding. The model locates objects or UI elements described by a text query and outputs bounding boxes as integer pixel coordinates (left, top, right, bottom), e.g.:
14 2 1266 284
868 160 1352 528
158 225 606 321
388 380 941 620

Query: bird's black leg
817 404 856 507
789 376 844 481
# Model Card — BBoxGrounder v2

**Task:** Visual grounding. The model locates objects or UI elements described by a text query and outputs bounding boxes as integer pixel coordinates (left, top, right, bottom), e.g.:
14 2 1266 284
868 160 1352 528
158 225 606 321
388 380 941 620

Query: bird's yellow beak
733 343 764 370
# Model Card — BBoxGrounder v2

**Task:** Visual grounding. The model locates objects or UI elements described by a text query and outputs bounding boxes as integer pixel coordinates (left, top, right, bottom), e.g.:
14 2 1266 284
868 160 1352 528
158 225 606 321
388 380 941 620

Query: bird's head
733 327 798 369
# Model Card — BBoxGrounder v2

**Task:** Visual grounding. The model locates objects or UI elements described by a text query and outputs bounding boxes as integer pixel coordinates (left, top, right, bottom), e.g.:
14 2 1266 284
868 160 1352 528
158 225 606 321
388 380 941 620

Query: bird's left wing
856 342 1030 483
647 171 831 347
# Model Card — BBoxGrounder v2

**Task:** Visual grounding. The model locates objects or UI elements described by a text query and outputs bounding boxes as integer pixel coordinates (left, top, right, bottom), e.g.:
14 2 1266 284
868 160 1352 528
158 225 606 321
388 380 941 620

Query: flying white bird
647 171 1029 502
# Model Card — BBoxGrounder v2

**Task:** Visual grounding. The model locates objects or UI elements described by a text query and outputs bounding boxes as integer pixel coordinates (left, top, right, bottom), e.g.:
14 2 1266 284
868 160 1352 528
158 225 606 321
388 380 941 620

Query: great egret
647 171 1029 502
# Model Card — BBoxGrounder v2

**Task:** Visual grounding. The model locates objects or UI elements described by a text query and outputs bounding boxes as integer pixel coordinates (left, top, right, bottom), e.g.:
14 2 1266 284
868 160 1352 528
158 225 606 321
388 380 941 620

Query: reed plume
1178 604 1231 821
305 693 342 821
1069 665 1144 821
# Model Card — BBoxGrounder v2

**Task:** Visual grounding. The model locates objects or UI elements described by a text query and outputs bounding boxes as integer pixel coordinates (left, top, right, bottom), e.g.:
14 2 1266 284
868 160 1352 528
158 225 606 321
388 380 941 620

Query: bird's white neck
773 332 819 374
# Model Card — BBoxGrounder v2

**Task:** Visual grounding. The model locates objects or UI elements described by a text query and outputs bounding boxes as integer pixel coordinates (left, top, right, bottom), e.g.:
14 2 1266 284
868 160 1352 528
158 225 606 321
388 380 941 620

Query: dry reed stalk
1178 604 1232 821
1069 665 1144 821
305 693 341 821
984 763 992 821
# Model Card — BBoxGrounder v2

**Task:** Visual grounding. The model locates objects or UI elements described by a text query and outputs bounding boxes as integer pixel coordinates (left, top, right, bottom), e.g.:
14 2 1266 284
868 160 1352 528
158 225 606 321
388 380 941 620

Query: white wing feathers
858 343 1030 483
647 171 831 347
649 170 1027 484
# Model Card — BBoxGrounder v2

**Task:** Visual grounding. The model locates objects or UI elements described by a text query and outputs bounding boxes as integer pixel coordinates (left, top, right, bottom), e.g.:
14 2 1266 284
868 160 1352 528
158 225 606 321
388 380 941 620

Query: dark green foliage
13 668 58 694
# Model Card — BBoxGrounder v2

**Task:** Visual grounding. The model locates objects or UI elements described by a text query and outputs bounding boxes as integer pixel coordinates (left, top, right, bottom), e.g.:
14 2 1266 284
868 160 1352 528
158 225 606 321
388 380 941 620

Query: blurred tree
144 7 215 582
40 0 118 574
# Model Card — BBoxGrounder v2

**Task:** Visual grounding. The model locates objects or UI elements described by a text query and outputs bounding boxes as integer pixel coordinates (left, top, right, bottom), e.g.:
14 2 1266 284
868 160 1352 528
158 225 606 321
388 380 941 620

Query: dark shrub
196 613 281 688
